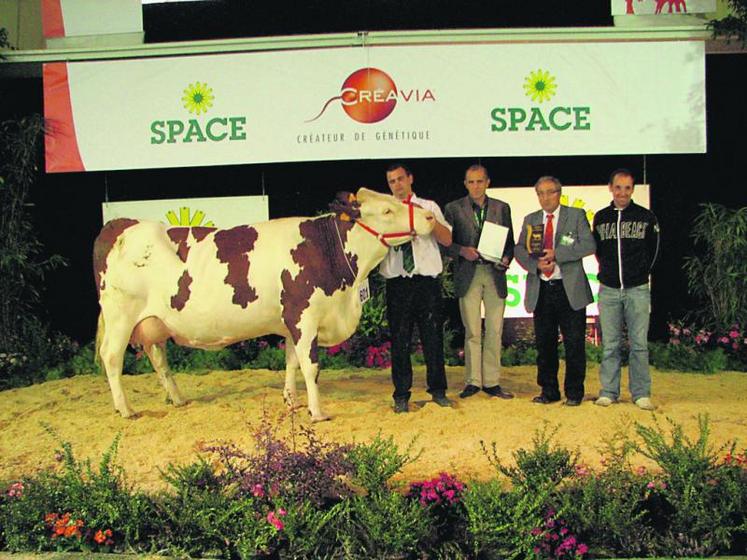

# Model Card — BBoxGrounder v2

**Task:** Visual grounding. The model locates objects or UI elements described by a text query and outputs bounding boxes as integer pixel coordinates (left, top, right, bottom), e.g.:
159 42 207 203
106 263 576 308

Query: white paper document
477 222 509 263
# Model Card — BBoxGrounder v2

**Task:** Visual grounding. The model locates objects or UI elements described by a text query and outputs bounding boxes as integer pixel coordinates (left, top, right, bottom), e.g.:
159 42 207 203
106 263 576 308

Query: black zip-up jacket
592 201 660 289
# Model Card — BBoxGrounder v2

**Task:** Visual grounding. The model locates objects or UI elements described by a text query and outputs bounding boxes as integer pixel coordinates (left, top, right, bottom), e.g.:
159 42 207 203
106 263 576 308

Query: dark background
1 1 745 344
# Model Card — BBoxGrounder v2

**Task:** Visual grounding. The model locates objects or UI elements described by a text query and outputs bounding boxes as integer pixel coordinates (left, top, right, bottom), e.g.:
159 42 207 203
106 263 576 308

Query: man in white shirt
379 163 453 413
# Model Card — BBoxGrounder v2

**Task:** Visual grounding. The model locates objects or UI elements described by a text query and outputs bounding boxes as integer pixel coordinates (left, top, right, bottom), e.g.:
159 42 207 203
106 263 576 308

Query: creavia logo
150 82 247 144
491 69 591 132
307 67 435 124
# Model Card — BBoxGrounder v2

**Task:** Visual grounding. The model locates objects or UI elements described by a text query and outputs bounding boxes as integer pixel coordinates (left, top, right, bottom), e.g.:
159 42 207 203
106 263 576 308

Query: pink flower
267 510 285 531
577 543 589 555
6 481 24 498
636 466 647 476
251 484 264 498
574 464 590 477
729 330 740 339
646 481 656 489
719 336 730 344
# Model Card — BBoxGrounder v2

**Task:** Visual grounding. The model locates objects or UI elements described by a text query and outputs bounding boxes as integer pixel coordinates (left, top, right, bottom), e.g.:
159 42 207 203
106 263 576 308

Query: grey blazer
443 196 515 299
514 205 596 313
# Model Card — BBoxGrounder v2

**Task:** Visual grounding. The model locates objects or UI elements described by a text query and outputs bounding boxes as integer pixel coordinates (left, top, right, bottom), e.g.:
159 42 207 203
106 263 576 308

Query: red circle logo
340 68 397 124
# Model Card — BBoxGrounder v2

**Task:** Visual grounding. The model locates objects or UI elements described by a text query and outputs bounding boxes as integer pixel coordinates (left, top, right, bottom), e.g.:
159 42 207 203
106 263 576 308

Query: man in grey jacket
515 176 596 406
444 164 515 399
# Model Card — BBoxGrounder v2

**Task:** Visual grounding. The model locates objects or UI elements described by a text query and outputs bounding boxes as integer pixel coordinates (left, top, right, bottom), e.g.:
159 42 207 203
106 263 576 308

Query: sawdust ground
1 365 746 491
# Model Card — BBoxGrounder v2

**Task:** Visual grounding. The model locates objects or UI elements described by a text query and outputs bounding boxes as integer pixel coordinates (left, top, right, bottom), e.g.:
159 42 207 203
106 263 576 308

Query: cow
93 187 435 421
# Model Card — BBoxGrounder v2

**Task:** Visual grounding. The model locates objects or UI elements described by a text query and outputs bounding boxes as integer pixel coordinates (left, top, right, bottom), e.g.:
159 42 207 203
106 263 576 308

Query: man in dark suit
514 176 596 406
444 164 515 399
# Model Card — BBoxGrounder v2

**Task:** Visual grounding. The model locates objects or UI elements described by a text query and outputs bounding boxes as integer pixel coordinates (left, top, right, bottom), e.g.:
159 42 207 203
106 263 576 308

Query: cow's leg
283 337 300 408
98 314 138 418
143 342 186 407
294 335 330 422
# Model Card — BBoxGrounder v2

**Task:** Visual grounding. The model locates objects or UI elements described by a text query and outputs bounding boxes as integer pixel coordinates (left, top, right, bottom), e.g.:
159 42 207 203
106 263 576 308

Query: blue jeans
598 283 651 401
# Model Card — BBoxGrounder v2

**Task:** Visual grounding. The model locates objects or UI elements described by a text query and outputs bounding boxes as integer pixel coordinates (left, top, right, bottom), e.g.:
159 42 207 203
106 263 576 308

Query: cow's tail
94 312 105 375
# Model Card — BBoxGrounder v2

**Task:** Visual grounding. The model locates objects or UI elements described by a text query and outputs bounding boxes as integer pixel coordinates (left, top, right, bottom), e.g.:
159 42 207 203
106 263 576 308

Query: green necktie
398 241 415 273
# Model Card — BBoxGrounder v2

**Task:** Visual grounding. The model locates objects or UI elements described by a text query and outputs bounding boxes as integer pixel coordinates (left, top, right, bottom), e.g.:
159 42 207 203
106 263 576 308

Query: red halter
354 195 416 247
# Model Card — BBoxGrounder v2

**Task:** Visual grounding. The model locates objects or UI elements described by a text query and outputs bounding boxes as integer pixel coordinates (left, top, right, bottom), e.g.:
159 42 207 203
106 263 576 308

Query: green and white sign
44 42 705 173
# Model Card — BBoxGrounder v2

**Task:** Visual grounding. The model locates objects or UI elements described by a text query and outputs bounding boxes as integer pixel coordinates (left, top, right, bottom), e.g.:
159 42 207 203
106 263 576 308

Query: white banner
611 0 716 15
44 42 705 173
101 195 269 228
488 185 651 318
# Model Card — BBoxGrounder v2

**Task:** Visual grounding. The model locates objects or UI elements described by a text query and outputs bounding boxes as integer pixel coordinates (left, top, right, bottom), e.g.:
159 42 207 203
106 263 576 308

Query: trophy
525 224 545 258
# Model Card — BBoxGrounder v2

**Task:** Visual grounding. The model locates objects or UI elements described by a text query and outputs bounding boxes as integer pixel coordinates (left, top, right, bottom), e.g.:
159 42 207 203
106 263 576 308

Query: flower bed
1 415 746 559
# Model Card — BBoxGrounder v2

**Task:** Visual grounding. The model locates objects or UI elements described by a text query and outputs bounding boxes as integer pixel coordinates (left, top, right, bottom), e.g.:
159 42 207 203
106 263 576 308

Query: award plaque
526 224 545 258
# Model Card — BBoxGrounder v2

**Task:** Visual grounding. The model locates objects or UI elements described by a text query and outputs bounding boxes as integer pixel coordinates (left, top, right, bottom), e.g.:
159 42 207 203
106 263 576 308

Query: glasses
537 189 560 197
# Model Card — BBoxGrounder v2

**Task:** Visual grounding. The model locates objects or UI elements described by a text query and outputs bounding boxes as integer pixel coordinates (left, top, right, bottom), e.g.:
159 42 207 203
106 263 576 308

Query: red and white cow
93 188 435 421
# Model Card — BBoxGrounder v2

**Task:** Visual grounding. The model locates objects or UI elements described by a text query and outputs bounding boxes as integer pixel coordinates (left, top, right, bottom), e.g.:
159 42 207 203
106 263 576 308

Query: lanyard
473 204 487 232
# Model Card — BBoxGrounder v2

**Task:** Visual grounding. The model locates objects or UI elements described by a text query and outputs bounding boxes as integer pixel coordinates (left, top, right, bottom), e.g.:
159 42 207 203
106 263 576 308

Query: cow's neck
343 222 390 282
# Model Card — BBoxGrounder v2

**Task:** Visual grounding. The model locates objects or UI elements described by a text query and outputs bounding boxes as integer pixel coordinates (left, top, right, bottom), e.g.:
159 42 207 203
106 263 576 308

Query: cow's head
347 187 435 247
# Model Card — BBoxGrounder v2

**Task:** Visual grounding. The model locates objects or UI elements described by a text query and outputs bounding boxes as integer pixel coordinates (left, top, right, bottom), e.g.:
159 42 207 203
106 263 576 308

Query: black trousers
533 280 586 401
386 275 447 401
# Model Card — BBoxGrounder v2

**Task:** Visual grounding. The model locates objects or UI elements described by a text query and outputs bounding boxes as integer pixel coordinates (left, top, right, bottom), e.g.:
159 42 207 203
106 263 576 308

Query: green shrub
635 414 747 556
247 344 286 371
649 341 727 373
0 428 156 553
155 458 268 558
346 433 421 495
336 491 433 559
483 423 578 491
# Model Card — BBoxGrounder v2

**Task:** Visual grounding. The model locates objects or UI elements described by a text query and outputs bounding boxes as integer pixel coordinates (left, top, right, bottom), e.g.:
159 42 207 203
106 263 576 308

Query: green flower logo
182 82 214 115
523 69 557 103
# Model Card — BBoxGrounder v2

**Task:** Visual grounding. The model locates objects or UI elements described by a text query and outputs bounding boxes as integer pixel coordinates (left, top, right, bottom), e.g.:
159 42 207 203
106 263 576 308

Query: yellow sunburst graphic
165 207 215 227
182 82 215 115
562 195 595 225
523 69 557 103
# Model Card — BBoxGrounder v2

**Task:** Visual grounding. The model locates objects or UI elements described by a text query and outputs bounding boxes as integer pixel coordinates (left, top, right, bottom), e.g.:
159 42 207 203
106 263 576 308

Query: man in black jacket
593 169 660 411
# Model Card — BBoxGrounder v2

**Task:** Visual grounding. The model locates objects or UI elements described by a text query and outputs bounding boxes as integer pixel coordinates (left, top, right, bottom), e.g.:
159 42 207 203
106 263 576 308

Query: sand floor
1 365 746 491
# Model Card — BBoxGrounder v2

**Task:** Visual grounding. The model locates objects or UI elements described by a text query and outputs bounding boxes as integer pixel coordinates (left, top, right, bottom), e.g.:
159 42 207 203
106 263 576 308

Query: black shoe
532 394 561 404
459 384 481 398
431 394 454 407
394 398 409 413
564 398 582 407
483 385 514 399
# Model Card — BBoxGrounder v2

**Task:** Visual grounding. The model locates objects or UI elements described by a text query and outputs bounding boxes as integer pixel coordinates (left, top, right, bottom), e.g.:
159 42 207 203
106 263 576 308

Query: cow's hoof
118 408 139 419
283 390 297 408
310 412 331 423
166 396 187 407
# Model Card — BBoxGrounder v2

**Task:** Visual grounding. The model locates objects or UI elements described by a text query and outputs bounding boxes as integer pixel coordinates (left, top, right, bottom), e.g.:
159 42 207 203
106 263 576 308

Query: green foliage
346 433 421 495
246 343 286 370
561 424 656 557
0 27 11 50
0 427 155 552
649 341 728 373
336 491 433 559
635 414 747 556
155 458 266 558
0 116 68 389
483 423 578 491
709 0 747 45
683 203 747 330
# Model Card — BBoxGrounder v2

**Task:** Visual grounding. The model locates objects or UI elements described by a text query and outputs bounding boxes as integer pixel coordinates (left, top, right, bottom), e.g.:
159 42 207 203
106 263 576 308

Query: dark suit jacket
443 195 515 299
514 205 596 313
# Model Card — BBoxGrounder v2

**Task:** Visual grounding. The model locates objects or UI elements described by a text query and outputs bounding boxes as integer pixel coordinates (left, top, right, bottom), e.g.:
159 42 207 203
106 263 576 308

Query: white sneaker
635 397 655 411
594 396 614 407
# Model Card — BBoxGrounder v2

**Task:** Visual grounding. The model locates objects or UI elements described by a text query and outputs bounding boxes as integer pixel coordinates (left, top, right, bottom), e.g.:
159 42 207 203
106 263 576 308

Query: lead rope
333 217 357 282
